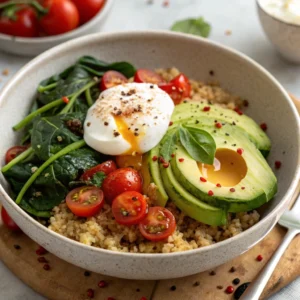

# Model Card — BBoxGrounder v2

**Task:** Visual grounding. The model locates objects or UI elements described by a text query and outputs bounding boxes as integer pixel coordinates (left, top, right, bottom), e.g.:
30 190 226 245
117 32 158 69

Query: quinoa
48 68 259 253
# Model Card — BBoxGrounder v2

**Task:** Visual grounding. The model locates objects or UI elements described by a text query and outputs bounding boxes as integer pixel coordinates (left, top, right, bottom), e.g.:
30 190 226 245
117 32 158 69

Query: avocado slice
141 147 168 206
171 102 271 157
160 162 227 226
171 121 277 212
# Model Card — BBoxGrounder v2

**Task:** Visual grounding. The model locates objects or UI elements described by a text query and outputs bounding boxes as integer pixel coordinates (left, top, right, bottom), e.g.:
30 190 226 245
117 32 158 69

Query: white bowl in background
0 0 114 57
257 0 300 63
0 31 299 280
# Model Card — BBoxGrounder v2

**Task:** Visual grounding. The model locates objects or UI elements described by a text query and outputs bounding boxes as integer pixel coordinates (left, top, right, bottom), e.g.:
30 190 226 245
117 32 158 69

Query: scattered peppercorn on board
0 95 299 300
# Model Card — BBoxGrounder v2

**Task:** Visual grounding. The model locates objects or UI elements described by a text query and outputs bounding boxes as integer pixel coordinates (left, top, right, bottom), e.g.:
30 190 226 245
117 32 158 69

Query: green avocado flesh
172 102 271 157
143 103 277 226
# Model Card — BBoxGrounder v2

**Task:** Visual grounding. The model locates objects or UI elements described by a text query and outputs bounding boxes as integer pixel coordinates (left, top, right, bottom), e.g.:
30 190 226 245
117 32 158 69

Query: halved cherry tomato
66 186 104 217
159 73 191 105
5 146 28 164
71 0 105 24
134 69 164 85
39 0 79 36
0 6 38 37
80 160 117 181
115 155 143 171
102 168 142 203
112 191 147 225
1 207 20 231
139 207 176 241
100 70 128 91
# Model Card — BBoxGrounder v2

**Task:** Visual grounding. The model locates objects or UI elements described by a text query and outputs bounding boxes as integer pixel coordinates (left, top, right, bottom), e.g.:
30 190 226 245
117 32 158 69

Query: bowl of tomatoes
0 0 114 56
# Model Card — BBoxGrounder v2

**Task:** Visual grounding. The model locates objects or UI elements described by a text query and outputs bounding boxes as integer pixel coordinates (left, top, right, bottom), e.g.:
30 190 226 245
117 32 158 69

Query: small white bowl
0 0 114 57
257 0 300 63
0 31 299 280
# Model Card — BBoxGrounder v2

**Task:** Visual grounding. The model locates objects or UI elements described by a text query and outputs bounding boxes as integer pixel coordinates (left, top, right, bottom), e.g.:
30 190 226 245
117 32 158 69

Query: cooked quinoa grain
48 68 259 253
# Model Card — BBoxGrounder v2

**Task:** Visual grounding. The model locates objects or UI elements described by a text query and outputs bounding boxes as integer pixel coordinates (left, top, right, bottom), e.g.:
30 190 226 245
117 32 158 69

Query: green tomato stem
1 147 34 173
85 88 94 107
15 140 86 205
13 98 65 131
60 80 98 114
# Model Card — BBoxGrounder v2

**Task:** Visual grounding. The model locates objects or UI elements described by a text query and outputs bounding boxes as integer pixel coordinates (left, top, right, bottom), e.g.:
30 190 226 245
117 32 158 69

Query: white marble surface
0 0 299 299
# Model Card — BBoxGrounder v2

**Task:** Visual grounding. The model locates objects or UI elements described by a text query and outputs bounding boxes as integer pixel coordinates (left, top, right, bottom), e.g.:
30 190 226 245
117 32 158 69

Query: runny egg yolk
199 148 248 187
114 115 140 155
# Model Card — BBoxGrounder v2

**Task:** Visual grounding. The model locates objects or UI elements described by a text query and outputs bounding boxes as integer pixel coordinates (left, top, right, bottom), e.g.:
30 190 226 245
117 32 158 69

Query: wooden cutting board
0 95 299 300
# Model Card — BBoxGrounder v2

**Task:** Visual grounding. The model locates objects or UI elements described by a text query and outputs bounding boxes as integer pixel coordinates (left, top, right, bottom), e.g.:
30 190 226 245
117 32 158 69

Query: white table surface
0 0 299 299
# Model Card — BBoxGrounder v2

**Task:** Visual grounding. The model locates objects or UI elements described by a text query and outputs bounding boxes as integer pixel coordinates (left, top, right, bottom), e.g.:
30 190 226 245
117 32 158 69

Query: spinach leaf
78 56 136 78
171 17 211 38
160 128 178 161
69 171 106 188
19 199 51 218
37 66 92 105
179 125 216 164
31 113 85 161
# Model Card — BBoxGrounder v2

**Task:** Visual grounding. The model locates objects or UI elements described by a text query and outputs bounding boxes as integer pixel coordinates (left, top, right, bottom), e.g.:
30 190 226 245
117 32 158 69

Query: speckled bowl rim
256 0 300 28
0 0 114 43
0 31 300 258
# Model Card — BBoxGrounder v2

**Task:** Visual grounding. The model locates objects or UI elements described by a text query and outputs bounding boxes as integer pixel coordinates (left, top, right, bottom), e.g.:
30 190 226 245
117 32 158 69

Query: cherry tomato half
39 0 79 36
66 186 104 217
71 0 105 24
100 70 128 91
5 146 28 164
134 69 164 85
159 73 191 105
0 6 38 38
1 207 20 231
102 168 142 203
112 191 148 225
139 207 176 241
80 160 117 181
115 155 143 171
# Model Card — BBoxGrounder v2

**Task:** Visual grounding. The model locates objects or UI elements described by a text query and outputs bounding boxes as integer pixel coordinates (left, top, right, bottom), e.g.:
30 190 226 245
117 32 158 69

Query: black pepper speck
170 285 176 291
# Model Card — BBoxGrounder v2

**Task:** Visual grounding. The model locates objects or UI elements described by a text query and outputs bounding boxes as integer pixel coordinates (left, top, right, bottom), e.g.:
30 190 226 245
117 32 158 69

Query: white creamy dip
259 0 300 25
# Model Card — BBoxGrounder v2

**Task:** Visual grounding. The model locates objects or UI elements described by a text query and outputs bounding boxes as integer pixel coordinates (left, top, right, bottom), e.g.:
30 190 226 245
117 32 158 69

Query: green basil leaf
171 17 211 38
179 125 216 164
160 129 178 161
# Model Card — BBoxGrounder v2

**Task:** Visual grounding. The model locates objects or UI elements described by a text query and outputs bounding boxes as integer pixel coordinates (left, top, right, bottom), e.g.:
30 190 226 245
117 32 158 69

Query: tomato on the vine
100 71 128 91
134 69 164 85
102 168 142 203
0 6 38 37
139 207 176 241
112 191 148 225
66 186 104 217
71 0 105 24
39 0 79 36
1 207 20 231
81 160 117 181
5 146 28 164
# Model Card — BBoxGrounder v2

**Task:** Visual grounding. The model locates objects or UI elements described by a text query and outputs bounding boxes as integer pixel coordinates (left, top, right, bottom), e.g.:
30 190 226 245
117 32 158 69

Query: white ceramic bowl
0 0 114 57
257 0 300 63
0 31 299 280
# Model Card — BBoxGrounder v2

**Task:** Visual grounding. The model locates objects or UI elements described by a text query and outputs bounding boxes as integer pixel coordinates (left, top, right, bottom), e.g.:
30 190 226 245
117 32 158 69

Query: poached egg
84 83 174 156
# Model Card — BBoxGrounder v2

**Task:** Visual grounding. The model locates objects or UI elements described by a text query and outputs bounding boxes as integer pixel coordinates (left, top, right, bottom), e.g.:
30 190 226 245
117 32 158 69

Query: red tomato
80 160 117 181
5 146 28 164
112 191 148 225
71 0 105 24
115 155 143 171
139 207 176 241
134 69 164 85
0 6 38 37
1 207 20 231
159 73 191 105
100 71 128 91
66 186 104 217
102 168 142 203
39 0 79 36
